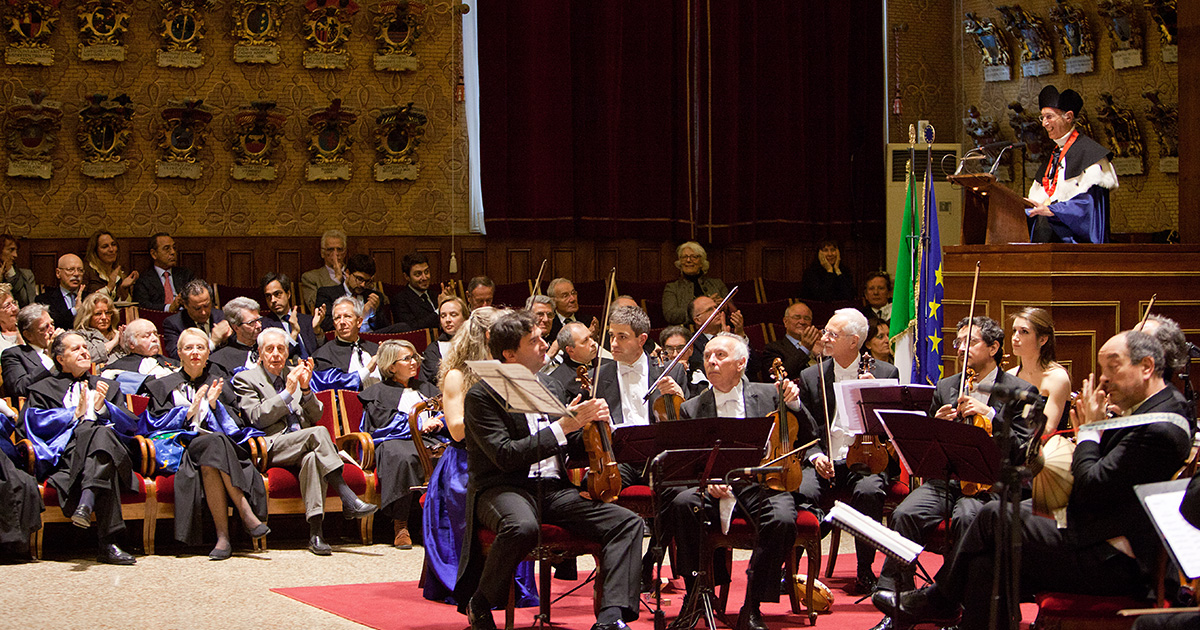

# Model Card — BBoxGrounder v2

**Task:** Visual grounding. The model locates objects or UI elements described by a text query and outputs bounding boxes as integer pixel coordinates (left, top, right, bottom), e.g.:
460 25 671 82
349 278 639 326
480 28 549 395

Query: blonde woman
74 292 123 365
1007 307 1071 434
83 230 138 301
0 283 23 352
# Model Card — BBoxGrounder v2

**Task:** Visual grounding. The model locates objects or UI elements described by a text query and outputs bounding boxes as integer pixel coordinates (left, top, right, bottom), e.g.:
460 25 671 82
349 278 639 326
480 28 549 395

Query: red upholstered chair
823 469 913 577
743 324 769 353
1032 593 1144 630
572 280 609 306
737 300 793 329
725 280 762 304
705 508 824 626
130 306 171 336
614 280 667 305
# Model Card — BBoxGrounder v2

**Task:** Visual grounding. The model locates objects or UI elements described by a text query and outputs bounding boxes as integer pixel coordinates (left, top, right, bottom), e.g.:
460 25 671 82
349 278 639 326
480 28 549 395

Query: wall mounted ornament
231 0 283 64
5 90 61 179
1097 0 1143 69
302 0 357 70
1096 92 1144 176
1144 0 1176 63
963 106 1010 180
1048 0 1094 74
306 99 355 181
1007 101 1052 175
156 99 212 179
996 5 1054 77
158 0 210 68
964 13 1011 82
373 102 427 181
1142 91 1177 173
77 0 127 61
372 0 423 71
4 0 60 66
231 101 285 181
78 93 133 178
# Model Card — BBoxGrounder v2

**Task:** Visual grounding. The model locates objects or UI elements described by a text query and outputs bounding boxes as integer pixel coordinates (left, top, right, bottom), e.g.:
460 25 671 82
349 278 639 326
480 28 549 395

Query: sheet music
826 500 922 565
466 360 571 417
835 378 900 432
1142 490 1200 580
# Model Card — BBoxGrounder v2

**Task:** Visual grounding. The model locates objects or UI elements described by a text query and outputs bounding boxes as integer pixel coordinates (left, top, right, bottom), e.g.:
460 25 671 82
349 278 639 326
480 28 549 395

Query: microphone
979 140 1026 152
976 381 1042 404
729 465 783 478
990 142 1026 175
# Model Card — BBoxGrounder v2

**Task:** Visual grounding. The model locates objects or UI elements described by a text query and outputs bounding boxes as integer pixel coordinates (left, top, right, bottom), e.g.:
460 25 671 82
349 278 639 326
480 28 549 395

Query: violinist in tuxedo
1 304 57 398
870 316 1036 630
761 301 820 382
208 298 263 376
101 319 180 393
131 233 194 311
310 296 380 392
668 333 804 630
421 297 466 384
34 254 85 331
161 280 230 359
456 310 642 630
875 331 1192 630
261 272 321 361
795 308 899 594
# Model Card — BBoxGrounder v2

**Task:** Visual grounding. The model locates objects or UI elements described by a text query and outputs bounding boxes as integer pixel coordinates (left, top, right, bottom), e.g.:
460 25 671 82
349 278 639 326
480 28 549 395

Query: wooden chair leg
30 528 42 560
505 580 516 630
824 528 840 578
806 539 821 625
786 546 803 614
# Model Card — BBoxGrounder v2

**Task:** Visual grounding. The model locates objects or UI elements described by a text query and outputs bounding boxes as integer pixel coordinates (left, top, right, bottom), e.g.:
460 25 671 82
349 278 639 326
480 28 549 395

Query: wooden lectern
948 173 1031 245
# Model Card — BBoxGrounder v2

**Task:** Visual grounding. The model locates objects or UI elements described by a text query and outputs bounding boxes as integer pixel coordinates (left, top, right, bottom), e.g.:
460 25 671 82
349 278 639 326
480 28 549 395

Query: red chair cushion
155 474 175 503
1034 593 1148 617
724 509 821 538
267 463 369 498
619 485 653 499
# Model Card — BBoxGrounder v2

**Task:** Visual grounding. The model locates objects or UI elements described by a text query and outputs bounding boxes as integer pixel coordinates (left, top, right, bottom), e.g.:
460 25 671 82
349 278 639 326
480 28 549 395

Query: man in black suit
795 308 900 593
456 310 643 630
131 232 194 311
310 296 380 392
315 254 387 333
420 296 466 384
545 277 581 344
875 330 1193 630
592 305 686 446
548 321 601 401
668 333 804 630
390 253 452 333
161 280 230 359
261 272 321 361
1 304 57 398
762 301 821 382
35 254 86 330
870 316 1037 630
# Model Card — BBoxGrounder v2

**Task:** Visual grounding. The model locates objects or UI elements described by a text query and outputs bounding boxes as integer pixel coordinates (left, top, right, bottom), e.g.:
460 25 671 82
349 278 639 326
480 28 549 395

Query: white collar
713 379 744 405
1052 128 1074 148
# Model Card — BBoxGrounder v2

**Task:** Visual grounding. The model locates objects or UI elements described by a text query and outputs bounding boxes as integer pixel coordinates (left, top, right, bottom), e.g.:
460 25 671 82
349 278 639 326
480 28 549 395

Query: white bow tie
619 362 644 377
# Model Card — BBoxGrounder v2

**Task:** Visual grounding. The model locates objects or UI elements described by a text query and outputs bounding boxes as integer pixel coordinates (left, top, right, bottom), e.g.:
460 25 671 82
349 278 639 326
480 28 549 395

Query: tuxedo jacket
1 344 52 399
761 337 812 384
315 284 387 332
231 364 323 440
798 357 900 460
261 311 320 360
593 353 690 425
35 287 77 331
419 333 448 385
132 266 194 311
162 309 227 359
930 369 1038 463
389 285 439 333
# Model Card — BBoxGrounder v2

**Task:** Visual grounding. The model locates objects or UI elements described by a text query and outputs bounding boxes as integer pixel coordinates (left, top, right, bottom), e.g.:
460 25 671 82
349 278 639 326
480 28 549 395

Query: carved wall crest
306 99 356 181
1048 0 1094 74
157 99 213 179
78 93 133 178
4 0 60 66
157 0 210 68
1142 91 1177 173
1097 0 1143 69
5 90 61 179
77 0 127 61
963 105 1010 179
302 0 358 69
1144 0 1176 63
373 102 427 181
231 101 285 181
996 5 1054 77
1096 92 1144 175
964 13 1011 82
1007 101 1052 170
231 0 283 64
372 0 423 71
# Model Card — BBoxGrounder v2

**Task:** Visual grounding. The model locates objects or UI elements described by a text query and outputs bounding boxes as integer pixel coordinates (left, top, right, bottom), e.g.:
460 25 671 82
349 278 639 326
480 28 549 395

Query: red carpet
271 554 1039 629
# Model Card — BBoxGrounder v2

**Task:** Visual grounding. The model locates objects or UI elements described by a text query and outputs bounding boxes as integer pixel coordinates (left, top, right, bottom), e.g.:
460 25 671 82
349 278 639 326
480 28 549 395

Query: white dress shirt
524 412 568 478
712 379 746 418
616 354 650 426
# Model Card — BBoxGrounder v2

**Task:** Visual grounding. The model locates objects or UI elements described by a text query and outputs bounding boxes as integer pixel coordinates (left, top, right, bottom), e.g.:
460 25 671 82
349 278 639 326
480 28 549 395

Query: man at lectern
1023 85 1118 244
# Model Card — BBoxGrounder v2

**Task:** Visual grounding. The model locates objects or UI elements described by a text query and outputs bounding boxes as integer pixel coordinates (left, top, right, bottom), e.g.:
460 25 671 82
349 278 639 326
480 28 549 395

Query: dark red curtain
479 1 884 243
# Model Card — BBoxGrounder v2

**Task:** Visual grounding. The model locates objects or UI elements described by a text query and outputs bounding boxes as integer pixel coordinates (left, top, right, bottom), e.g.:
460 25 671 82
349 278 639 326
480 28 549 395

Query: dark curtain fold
479 0 884 243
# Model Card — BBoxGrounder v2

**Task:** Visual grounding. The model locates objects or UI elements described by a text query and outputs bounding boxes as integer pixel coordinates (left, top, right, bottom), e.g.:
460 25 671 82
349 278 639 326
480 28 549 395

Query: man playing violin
870 316 1036 630
794 308 899 594
667 333 805 630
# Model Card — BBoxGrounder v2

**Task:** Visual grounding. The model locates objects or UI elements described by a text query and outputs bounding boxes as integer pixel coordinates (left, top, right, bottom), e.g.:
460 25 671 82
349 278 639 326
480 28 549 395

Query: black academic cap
1038 85 1083 115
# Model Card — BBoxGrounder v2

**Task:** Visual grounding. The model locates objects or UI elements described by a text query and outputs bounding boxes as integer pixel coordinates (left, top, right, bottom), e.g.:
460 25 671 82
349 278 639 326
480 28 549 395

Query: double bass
760 358 805 493
576 365 622 503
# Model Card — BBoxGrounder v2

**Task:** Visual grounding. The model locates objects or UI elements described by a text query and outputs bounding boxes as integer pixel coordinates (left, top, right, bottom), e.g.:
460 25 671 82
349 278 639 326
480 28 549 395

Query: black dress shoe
466 594 497 630
71 505 92 529
854 570 879 595
208 546 232 561
892 587 961 627
308 535 332 556
590 621 630 630
735 607 768 630
96 543 136 565
342 497 378 520
868 616 895 630
872 589 899 616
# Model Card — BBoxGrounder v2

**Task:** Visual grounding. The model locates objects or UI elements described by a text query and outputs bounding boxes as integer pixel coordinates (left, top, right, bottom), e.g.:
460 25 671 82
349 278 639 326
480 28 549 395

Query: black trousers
935 500 1151 630
795 462 886 573
878 479 989 592
474 478 644 620
669 483 797 605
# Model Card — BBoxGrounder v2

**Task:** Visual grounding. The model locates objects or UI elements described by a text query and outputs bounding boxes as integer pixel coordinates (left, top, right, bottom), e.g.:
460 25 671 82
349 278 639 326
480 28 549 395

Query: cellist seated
666 333 804 630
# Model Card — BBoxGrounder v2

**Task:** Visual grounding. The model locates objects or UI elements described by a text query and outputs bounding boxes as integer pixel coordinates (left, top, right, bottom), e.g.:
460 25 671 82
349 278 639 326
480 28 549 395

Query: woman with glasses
83 230 138 302
0 283 23 352
74 292 123 365
357 339 446 549
1006 307 1071 433
662 241 728 325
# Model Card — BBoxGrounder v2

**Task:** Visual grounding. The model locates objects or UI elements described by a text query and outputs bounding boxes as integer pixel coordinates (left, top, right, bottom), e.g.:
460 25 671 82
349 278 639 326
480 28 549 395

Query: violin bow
1137 293 1157 330
592 267 618 379
643 286 739 400
957 261 982 401
531 258 548 297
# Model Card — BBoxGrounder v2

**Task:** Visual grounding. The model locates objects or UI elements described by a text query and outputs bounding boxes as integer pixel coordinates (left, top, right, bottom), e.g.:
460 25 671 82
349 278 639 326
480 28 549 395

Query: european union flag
914 133 944 386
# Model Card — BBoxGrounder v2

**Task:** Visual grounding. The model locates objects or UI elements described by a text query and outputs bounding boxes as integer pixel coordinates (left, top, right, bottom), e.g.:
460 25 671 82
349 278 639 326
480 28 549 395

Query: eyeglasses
349 273 373 284
239 317 263 328
556 290 578 298
396 355 420 363
819 328 841 340
951 337 982 350
680 254 702 261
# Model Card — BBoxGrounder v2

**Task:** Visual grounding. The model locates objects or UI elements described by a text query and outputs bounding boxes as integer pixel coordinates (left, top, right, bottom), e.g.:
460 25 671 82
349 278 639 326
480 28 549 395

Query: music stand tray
876 409 1000 486
856 385 936 434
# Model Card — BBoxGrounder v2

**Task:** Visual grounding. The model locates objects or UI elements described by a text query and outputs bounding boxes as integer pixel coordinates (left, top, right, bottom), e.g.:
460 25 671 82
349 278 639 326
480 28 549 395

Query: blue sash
138 404 264 474
311 368 362 393
23 400 137 479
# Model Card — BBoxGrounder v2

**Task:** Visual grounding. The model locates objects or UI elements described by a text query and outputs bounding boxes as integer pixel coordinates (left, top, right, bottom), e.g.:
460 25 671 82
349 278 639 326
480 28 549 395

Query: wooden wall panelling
761 247 786 280
596 248 618 281
31 252 57 288
461 248 487 281
273 250 302 289
507 249 532 286
180 253 206 282
370 249 398 285
225 251 255 287
637 249 661 283
722 247 747 283
552 248 576 282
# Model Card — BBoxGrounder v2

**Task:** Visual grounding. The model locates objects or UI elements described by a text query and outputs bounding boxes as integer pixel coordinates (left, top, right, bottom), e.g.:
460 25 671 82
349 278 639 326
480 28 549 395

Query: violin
845 351 893 475
577 361 622 503
650 348 684 423
958 367 994 496
761 358 805 493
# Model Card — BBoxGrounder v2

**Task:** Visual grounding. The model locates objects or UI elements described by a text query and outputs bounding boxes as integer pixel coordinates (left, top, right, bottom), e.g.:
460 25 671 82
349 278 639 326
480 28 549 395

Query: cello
576 365 622 503
760 358 805 493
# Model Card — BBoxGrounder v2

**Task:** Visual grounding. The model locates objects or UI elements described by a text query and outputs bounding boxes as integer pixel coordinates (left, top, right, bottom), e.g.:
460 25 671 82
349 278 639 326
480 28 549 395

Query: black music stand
874 409 1000 486
856 385 937 434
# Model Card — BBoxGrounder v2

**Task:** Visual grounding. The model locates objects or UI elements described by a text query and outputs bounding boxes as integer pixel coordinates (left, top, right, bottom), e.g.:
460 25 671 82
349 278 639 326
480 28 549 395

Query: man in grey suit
231 327 377 556
795 308 900 594
299 229 348 311
668 333 804 630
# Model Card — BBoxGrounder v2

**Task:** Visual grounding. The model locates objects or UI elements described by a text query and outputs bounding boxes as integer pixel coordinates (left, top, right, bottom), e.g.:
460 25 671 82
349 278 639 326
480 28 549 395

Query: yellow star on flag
935 264 944 288
928 331 942 351
928 301 941 319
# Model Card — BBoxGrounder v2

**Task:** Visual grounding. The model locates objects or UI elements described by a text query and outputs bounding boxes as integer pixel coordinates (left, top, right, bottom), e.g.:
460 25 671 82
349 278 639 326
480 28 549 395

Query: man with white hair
300 229 348 311
232 327 377 555
795 307 899 594
101 318 180 392
2 303 58 398
310 296 380 391
545 277 582 343
209 297 264 375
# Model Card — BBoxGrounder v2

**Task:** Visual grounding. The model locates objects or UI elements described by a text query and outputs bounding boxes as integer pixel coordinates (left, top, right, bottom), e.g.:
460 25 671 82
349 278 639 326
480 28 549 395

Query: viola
846 351 894 475
761 358 805 492
958 367 994 497
576 365 622 503
650 348 683 423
